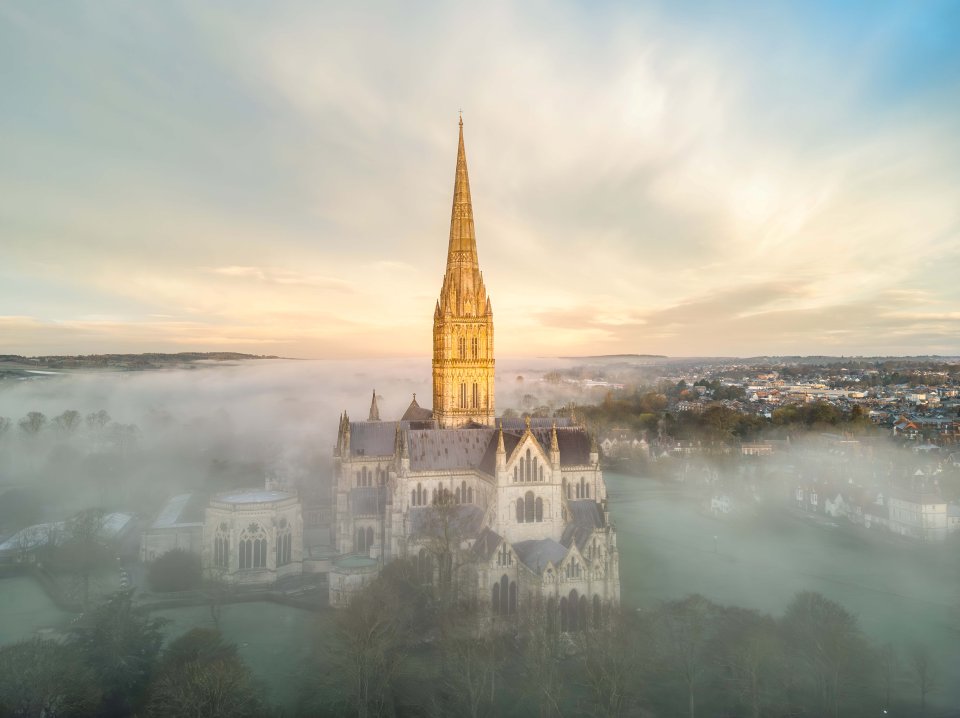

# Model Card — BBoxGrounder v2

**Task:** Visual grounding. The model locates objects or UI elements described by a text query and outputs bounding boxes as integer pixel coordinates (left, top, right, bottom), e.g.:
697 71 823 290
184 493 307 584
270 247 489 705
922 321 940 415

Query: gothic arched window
214 522 229 569
524 491 535 523
239 522 267 570
535 497 543 522
492 582 500 613
460 383 467 408
276 517 292 566
458 336 466 359
472 383 479 408
532 457 538 481
471 336 479 359
455 486 462 504
467 486 474 504
525 449 531 481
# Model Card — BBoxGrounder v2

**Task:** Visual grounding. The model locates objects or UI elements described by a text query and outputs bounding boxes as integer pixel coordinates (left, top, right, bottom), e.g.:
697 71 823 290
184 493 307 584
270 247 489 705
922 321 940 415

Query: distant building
140 493 204 562
888 485 949 542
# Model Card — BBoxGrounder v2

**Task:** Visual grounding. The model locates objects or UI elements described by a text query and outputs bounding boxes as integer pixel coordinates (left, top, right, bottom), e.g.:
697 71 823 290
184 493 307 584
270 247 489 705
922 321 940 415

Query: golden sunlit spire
432 116 495 428
446 115 478 270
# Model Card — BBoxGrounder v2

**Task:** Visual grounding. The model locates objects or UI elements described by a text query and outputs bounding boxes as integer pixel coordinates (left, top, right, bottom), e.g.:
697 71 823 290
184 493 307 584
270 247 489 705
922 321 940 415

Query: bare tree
519 595 566 718
85 409 111 431
654 594 718 718
909 645 937 717
576 607 643 718
18 411 47 436
53 409 81 435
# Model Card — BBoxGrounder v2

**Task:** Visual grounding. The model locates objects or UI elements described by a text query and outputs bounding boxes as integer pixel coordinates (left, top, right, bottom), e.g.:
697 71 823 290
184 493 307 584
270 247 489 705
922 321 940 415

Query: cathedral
331 119 620 625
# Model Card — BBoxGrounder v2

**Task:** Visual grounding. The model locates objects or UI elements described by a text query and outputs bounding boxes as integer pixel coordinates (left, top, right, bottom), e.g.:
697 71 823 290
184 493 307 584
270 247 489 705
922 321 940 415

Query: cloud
0 2 958 357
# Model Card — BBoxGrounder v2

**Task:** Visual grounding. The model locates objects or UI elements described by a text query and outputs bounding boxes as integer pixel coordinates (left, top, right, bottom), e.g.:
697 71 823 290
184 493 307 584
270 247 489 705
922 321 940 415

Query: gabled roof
472 527 503 561
401 395 434 422
561 500 605 549
513 538 568 575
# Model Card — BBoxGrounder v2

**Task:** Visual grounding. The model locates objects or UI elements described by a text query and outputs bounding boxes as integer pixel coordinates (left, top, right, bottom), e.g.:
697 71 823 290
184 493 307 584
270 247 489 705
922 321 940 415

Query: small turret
395 423 409 474
342 412 351 456
496 421 506 471
368 389 380 422
550 421 561 469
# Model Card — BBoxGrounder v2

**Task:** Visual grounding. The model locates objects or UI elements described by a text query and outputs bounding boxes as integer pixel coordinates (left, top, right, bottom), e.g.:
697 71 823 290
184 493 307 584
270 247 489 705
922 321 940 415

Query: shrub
147 548 202 592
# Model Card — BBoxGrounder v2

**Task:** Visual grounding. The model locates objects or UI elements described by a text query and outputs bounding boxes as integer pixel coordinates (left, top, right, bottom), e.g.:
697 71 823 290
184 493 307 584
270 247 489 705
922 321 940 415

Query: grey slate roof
513 538 569 575
408 428 495 471
350 421 402 457
401 396 434 422
561 500 604 549
472 527 503 561
477 426 594 475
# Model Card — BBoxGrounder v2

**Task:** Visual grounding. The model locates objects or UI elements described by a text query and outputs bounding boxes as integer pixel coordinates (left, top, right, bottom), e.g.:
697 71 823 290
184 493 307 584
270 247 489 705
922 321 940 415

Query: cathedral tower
432 118 495 427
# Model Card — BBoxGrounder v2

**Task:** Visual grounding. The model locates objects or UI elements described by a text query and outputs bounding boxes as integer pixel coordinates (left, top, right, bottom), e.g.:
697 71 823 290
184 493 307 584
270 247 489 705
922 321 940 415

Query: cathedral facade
332 119 620 624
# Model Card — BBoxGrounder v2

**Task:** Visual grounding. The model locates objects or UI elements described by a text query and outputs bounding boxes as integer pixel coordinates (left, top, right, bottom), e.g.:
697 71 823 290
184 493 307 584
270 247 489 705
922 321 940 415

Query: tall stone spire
432 116 495 428
368 389 380 422
446 115 478 270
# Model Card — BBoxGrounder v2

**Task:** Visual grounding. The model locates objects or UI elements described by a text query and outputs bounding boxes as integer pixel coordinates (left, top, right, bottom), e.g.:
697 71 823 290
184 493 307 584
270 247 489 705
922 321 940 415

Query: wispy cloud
0 2 957 356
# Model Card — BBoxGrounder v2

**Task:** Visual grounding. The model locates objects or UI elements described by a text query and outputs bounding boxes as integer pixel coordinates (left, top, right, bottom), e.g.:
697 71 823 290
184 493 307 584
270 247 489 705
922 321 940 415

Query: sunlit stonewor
330 121 621 624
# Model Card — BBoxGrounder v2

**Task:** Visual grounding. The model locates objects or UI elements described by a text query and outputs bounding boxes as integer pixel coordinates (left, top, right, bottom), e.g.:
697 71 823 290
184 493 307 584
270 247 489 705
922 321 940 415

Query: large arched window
458 336 466 359
524 491 535 523
516 498 524 523
492 574 516 616
472 383 479 408
471 336 479 359
460 383 467 408
239 522 267 570
214 522 229 569
525 450 531 481
532 457 538 482
467 486 473 503
276 518 292 567
455 486 462 504
535 497 543 522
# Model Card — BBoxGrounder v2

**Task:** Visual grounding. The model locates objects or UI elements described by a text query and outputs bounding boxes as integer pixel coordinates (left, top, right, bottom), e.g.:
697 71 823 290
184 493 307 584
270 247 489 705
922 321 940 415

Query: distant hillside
0 352 281 371
558 354 668 360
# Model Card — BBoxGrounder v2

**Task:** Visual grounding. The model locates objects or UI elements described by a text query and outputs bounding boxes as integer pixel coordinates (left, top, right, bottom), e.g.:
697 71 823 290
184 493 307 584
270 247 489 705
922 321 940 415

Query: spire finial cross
458 108 463 127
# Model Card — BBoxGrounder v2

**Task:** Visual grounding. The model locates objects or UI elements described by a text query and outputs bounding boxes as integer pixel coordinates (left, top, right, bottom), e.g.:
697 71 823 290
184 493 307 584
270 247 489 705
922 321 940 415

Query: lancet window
276 517 292 566
239 522 267 570
214 522 229 569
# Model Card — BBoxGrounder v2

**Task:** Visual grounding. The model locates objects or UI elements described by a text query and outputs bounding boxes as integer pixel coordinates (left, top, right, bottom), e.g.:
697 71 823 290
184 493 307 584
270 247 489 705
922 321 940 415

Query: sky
1 1 959 358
